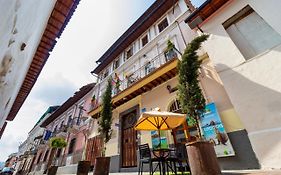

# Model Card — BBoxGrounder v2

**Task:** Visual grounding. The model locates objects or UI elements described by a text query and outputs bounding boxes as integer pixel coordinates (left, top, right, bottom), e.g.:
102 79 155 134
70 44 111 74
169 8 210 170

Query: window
113 58 120 70
164 49 177 62
224 5 281 60
43 150 49 162
126 47 133 60
68 138 76 154
56 148 62 158
60 121 64 129
67 116 72 126
141 35 148 47
144 62 155 75
158 18 169 33
169 99 198 144
37 153 42 164
103 69 109 79
53 125 57 133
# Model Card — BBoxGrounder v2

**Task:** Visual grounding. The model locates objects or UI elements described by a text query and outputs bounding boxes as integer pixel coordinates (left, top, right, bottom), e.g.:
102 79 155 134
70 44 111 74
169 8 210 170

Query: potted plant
94 78 113 175
177 34 221 175
164 40 177 61
47 137 67 175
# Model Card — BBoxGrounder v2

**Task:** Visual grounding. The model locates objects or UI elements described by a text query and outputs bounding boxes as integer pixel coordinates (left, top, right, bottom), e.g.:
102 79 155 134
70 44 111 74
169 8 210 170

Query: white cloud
0 0 155 161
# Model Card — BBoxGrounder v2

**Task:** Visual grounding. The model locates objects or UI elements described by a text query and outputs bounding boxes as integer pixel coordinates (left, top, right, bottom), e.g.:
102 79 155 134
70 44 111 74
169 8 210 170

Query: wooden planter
93 157 111 175
77 160 91 175
47 166 58 175
186 141 221 175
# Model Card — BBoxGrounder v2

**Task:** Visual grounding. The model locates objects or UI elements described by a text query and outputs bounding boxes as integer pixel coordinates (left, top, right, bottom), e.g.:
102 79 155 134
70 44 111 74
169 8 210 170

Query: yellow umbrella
134 108 186 148
135 110 186 130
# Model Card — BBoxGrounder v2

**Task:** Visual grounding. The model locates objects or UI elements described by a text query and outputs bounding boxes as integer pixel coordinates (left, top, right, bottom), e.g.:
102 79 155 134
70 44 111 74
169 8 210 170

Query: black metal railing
112 50 178 96
89 50 178 112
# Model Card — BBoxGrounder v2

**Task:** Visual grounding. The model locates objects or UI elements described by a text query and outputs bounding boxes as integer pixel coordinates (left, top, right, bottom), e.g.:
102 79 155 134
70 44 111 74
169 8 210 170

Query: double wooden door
121 109 137 167
86 136 103 167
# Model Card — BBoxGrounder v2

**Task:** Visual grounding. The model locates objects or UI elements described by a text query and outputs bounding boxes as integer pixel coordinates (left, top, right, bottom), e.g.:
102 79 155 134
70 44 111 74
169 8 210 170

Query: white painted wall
200 0 281 169
94 0 195 104
0 0 57 128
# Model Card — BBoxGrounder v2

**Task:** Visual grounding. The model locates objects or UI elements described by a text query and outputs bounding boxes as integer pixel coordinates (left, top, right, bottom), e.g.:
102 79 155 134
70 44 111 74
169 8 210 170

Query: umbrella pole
183 122 190 142
158 129 161 149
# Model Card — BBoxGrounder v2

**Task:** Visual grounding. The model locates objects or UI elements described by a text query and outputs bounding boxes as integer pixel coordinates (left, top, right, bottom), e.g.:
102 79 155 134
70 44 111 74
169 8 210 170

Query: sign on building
201 103 235 157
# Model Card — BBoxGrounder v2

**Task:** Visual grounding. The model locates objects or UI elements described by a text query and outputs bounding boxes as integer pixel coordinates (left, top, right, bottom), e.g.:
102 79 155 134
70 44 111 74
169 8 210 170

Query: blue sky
0 0 205 161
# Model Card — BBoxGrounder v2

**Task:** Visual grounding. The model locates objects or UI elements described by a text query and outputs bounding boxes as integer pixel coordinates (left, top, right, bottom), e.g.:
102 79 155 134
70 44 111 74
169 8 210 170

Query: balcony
52 125 68 138
89 50 179 117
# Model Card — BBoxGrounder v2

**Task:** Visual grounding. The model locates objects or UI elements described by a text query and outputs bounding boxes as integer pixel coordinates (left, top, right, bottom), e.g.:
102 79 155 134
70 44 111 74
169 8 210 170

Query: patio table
152 148 177 175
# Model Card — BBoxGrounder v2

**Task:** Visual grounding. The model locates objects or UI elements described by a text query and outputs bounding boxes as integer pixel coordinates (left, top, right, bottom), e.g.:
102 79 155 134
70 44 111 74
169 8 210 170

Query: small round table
152 148 172 175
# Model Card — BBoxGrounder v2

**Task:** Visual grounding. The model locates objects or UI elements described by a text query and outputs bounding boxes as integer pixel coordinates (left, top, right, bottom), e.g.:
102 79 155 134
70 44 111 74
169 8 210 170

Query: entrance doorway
86 136 103 167
121 106 138 167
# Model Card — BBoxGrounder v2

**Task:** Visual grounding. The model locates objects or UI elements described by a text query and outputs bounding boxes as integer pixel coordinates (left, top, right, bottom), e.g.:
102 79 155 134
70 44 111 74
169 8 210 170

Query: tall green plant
48 137 67 166
98 78 113 156
177 34 209 139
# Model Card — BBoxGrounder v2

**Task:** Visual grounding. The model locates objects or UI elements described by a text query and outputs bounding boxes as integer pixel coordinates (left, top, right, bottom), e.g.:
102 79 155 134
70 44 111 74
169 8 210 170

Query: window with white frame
103 68 109 79
224 5 281 60
158 18 169 33
113 58 120 70
141 34 149 47
125 47 133 60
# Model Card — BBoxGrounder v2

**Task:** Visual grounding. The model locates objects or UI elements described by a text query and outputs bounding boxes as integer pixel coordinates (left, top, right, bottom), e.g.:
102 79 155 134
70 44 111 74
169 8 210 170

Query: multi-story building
0 0 81 138
185 0 281 169
15 106 59 174
88 0 255 172
30 83 95 175
4 153 17 168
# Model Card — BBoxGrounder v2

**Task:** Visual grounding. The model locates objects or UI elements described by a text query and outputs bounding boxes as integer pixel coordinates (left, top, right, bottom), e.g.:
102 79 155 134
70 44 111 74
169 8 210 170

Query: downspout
175 20 187 48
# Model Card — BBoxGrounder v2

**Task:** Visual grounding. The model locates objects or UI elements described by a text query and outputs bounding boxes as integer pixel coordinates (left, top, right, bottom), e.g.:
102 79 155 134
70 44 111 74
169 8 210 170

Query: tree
98 78 113 156
46 137 67 173
177 34 209 140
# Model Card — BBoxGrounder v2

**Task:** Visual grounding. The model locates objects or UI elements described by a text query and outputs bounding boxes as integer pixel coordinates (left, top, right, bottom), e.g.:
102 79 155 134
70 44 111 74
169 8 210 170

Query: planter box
47 166 58 175
93 157 110 175
77 160 91 175
186 141 221 175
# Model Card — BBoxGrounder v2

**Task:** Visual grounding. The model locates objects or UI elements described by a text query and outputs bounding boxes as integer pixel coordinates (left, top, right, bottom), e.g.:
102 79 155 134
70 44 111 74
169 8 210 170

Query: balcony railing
89 50 178 114
112 50 178 96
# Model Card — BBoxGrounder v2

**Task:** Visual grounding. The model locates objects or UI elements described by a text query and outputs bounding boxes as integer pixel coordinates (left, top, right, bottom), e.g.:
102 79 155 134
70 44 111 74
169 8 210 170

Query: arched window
168 99 181 113
168 99 198 144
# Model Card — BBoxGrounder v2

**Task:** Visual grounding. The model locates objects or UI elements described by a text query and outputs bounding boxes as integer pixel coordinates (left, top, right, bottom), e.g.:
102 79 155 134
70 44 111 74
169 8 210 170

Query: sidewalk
58 169 281 175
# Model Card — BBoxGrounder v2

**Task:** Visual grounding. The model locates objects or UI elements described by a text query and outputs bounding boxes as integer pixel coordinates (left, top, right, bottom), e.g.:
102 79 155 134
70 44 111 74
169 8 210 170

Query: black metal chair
138 143 160 175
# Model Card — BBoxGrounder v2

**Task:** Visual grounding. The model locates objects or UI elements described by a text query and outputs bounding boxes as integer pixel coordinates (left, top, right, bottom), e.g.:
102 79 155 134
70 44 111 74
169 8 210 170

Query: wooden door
86 136 103 167
121 110 137 167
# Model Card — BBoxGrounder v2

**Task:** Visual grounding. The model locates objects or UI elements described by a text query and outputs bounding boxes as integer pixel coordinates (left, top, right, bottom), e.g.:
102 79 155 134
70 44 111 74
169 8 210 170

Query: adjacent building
15 106 59 174
30 83 95 174
185 0 281 169
0 0 81 139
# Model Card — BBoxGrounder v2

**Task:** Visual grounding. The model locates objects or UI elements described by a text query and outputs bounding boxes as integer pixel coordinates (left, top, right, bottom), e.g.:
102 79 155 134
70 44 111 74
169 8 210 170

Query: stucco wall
0 0 56 128
199 0 281 169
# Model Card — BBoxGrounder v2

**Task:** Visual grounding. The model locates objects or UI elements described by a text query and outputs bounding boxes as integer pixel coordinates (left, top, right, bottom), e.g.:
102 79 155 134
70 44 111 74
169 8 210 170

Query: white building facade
185 0 281 170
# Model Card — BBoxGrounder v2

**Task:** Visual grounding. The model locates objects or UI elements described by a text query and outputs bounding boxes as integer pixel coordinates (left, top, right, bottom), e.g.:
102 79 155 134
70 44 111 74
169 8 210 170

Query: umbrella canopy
134 110 186 130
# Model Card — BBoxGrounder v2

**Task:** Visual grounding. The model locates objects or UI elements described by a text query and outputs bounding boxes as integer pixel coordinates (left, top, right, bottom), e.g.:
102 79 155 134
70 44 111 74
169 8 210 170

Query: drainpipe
175 20 187 48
